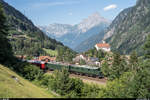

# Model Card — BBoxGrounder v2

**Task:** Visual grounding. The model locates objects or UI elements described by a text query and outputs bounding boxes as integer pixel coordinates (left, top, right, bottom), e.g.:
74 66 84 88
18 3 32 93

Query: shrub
22 64 44 81
81 84 101 98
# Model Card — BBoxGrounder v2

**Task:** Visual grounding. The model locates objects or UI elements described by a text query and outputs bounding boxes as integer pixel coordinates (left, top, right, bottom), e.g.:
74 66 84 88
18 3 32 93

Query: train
26 60 104 78
26 60 45 69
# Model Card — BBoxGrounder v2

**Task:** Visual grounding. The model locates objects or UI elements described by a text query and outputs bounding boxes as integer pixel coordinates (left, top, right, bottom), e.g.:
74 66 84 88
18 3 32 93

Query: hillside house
73 54 101 66
73 54 88 65
95 41 111 52
73 54 87 61
95 61 101 67
88 57 100 66
86 61 100 67
38 56 56 62
88 57 99 62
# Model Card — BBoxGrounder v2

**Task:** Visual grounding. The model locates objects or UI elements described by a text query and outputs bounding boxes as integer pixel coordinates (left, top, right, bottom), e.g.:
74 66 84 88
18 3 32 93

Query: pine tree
111 52 122 79
109 52 127 80
101 60 110 77
143 34 150 59
129 51 138 71
52 69 71 95
0 4 14 64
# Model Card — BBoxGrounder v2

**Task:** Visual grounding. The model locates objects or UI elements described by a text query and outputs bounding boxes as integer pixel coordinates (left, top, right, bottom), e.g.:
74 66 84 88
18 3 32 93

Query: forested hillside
0 0 68 57
104 0 150 55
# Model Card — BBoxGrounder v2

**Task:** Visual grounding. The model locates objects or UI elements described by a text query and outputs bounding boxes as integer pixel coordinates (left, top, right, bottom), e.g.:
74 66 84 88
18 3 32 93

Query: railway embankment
46 71 107 86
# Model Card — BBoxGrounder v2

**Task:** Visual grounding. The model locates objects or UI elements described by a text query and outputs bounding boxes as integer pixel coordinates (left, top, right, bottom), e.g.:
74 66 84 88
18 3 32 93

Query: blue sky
4 0 137 26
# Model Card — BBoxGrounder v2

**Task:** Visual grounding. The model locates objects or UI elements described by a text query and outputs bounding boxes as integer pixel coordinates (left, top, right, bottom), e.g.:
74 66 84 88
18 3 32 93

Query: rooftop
96 43 110 48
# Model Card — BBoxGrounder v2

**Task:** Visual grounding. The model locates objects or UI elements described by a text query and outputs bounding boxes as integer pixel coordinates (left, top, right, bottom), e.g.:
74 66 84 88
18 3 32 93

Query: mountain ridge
39 12 110 50
104 0 150 55
0 0 73 57
74 29 106 52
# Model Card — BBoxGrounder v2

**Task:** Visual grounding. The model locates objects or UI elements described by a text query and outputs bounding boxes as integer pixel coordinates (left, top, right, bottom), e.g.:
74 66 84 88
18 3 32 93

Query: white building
73 54 87 62
79 54 86 60
95 61 101 67
95 41 111 52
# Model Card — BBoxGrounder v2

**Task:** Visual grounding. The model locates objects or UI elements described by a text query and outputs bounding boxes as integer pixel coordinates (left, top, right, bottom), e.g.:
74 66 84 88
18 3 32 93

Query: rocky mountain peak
77 12 110 33
38 12 109 49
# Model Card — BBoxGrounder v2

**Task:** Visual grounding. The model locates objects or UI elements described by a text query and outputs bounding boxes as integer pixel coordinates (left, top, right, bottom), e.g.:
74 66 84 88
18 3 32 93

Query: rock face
39 24 74 38
103 0 150 55
38 12 110 50
103 7 132 40
77 12 109 33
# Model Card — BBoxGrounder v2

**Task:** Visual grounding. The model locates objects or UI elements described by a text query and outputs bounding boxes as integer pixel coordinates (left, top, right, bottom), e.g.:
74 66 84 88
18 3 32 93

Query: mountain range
76 7 132 53
38 12 110 50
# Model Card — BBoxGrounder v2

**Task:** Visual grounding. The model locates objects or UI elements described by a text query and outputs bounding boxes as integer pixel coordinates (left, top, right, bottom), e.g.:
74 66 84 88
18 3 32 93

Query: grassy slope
43 48 58 56
0 64 56 98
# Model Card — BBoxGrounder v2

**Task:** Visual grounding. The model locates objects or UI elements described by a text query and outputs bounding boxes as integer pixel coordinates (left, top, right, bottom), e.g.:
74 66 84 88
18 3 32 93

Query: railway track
70 74 107 85
46 70 107 86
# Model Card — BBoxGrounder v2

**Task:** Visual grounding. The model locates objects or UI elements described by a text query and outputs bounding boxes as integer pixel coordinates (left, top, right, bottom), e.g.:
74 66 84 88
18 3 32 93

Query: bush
101 52 128 80
67 78 84 97
51 69 71 95
81 84 101 98
22 64 44 81
44 69 85 97
38 74 53 87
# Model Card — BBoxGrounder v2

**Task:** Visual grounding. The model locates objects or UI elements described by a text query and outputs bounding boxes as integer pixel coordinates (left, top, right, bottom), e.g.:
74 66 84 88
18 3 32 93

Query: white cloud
103 4 117 11
68 12 73 16
33 2 65 7
32 1 80 8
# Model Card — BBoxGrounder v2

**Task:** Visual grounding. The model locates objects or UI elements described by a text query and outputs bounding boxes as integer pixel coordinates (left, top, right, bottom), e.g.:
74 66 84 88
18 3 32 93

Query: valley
39 12 110 51
1 0 150 99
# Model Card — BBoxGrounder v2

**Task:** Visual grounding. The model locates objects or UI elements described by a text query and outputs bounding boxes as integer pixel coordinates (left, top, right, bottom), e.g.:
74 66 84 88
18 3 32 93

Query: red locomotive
26 60 46 69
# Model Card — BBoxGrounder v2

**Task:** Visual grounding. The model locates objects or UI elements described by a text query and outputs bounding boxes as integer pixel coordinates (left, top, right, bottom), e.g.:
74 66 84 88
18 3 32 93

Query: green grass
43 48 58 56
0 64 56 98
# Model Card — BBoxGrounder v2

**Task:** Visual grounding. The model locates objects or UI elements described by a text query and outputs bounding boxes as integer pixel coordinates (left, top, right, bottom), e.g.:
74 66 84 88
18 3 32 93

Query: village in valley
17 40 111 69
72 40 111 67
